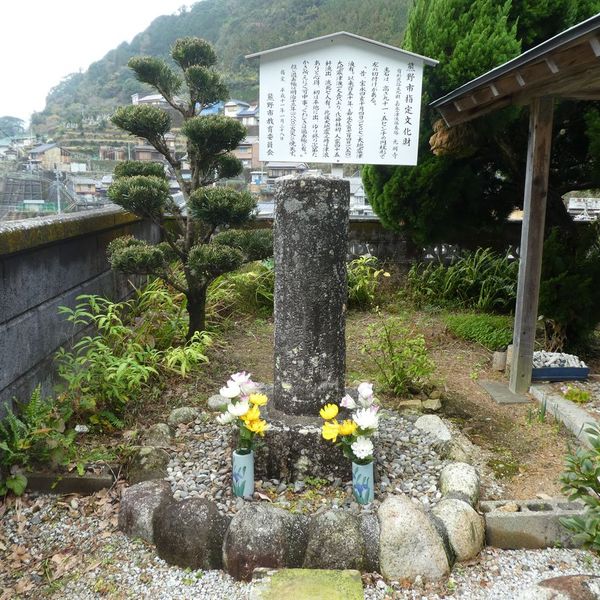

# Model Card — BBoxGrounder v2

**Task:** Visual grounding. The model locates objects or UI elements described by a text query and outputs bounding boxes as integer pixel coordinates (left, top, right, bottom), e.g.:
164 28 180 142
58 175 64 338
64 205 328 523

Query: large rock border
119 411 484 583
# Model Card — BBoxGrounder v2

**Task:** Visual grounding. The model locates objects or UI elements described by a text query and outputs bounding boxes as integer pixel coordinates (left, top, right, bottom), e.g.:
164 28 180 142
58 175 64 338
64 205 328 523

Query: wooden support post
509 96 554 394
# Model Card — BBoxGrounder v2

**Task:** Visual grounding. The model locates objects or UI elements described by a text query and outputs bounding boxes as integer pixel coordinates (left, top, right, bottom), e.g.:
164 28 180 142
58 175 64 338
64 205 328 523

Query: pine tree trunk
186 286 207 341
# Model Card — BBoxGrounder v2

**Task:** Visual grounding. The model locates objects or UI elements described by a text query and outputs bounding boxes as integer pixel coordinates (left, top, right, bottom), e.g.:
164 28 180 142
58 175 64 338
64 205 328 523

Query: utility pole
55 164 62 214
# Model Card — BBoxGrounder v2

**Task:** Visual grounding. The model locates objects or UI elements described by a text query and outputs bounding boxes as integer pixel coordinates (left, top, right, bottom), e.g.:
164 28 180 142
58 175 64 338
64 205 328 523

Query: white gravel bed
3 492 600 599
166 409 447 516
550 378 600 416
364 547 600 599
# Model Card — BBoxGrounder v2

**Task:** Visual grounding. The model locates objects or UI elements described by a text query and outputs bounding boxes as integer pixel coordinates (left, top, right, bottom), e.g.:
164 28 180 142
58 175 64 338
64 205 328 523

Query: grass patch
444 312 513 351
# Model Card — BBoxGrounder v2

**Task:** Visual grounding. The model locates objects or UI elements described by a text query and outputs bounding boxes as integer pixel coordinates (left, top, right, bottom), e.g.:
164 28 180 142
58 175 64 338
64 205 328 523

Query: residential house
28 143 71 172
99 146 126 161
72 177 97 196
224 100 250 118
232 136 260 169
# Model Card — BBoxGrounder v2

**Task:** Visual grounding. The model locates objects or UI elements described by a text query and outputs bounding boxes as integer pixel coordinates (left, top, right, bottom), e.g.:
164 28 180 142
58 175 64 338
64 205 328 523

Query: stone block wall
0 208 159 414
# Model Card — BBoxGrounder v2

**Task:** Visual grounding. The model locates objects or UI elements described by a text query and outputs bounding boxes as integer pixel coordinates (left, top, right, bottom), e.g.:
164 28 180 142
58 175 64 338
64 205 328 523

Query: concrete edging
530 384 599 448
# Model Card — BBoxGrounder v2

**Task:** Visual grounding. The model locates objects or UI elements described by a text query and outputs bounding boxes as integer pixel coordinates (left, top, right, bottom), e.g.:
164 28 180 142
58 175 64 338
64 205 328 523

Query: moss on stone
257 569 363 600
0 208 140 255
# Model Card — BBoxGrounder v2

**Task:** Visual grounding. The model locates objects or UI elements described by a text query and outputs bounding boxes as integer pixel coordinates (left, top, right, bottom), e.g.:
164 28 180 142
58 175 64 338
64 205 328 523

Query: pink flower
340 394 357 409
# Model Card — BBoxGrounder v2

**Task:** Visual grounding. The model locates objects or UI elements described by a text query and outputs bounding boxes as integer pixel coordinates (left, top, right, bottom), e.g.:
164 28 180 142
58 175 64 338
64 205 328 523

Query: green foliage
108 242 168 275
444 312 513 351
207 259 275 320
0 115 25 136
128 56 182 98
562 385 592 404
539 223 600 350
188 244 245 283
183 115 246 156
0 387 77 496
363 0 600 249
364 0 521 247
172 37 217 70
347 255 389 309
407 249 518 313
189 187 256 228
212 229 274 262
111 104 171 140
560 424 600 549
56 293 211 429
113 160 166 179
107 175 171 219
362 315 435 396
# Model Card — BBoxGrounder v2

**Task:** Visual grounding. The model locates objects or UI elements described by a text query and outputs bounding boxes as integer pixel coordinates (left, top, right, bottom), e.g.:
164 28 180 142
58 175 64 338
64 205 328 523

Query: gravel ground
550 378 600 416
3 491 600 599
166 409 446 516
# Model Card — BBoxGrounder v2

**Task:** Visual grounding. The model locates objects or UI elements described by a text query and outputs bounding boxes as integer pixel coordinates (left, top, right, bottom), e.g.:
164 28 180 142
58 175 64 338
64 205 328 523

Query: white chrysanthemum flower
340 394 357 409
240 380 258 395
353 408 379 431
351 436 374 460
227 399 250 417
220 382 241 399
357 382 374 400
216 411 235 425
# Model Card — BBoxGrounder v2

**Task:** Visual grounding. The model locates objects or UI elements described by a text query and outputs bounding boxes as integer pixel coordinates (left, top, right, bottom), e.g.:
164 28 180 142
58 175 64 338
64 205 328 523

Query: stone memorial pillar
273 174 350 415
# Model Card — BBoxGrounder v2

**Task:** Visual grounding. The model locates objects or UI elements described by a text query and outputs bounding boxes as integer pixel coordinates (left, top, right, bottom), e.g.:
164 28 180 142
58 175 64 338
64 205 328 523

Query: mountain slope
33 0 411 133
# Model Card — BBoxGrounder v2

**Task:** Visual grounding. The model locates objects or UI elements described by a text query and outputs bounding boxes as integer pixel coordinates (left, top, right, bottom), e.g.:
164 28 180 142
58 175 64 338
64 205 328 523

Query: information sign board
247 32 437 165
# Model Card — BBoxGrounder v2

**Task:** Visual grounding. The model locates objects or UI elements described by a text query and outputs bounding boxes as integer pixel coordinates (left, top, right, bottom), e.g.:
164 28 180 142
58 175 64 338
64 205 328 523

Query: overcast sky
0 1 189 125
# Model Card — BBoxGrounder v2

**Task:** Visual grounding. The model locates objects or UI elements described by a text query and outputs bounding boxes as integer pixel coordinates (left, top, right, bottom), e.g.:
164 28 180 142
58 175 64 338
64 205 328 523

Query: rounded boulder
153 498 228 569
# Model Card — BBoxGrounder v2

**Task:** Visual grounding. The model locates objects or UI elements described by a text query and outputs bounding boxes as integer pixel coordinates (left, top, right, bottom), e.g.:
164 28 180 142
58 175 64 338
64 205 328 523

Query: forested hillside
33 0 411 133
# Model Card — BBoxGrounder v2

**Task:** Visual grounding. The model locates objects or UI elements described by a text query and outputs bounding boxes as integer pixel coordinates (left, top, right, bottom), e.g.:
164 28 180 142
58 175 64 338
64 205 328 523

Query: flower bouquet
319 382 379 504
216 372 269 497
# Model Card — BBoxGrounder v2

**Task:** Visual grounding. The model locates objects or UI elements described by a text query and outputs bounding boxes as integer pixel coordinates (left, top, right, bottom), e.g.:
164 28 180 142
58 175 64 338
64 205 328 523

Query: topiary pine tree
107 37 272 339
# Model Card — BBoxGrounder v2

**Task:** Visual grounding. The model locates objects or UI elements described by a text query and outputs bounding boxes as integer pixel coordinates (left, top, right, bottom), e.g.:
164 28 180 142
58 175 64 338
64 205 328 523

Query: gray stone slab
479 379 530 404
530 384 599 448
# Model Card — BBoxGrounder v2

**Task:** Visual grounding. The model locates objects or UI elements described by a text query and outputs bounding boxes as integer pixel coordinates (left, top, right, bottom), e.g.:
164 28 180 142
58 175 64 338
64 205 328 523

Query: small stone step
250 568 364 600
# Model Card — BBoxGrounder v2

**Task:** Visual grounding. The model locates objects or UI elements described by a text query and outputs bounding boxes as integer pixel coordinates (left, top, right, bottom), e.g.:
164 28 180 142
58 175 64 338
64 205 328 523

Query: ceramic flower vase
352 461 374 504
232 450 254 497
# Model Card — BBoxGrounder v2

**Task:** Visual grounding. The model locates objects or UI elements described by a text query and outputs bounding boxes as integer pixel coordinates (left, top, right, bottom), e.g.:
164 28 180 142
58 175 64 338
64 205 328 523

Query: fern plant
0 386 77 496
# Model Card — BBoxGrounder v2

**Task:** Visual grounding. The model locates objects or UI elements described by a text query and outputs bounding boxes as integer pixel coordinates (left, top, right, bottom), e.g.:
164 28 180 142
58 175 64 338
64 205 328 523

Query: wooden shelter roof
431 13 600 126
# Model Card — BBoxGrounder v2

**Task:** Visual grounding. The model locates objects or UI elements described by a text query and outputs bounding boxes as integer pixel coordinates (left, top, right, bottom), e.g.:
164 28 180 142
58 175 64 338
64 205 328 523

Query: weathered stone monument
273 175 349 415
257 175 351 480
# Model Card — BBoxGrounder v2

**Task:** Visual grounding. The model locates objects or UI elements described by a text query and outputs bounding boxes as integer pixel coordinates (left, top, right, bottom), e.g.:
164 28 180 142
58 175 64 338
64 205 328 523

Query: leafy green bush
407 248 518 313
361 316 435 396
207 259 275 320
56 293 211 429
560 424 600 550
0 387 76 496
444 312 513 351
347 255 390 309
539 223 600 351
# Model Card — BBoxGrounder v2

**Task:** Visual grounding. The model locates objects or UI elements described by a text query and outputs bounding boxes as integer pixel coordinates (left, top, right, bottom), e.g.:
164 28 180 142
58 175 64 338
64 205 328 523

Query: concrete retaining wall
0 208 159 414
253 216 413 264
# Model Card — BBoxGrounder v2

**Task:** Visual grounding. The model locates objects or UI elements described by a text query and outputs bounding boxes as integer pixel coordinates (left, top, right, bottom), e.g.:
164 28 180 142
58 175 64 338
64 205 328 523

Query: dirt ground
158 305 576 502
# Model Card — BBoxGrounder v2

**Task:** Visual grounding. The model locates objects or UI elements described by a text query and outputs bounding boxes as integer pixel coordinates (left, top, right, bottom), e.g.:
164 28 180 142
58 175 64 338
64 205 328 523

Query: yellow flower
339 419 357 437
319 403 339 420
242 404 261 424
322 419 340 442
247 419 269 436
249 393 268 406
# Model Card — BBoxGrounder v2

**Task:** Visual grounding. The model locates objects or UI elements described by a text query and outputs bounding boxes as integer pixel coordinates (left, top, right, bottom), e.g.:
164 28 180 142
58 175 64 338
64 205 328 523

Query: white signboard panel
253 35 427 165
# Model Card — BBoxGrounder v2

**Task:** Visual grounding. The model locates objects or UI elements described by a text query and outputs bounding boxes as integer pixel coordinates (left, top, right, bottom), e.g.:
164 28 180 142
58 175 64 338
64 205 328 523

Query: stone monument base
253 407 351 481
